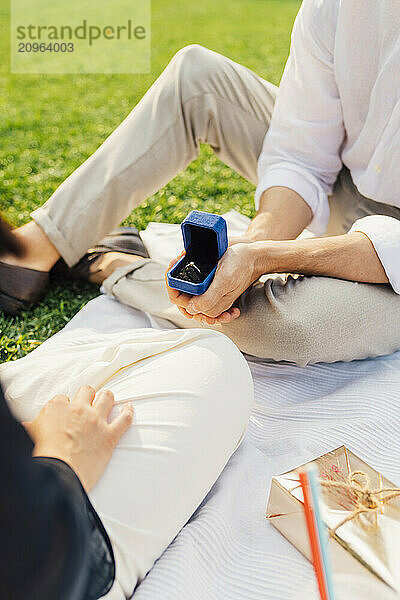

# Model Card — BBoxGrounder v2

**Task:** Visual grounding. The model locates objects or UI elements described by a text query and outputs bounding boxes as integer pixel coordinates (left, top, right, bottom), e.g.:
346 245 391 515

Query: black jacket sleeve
0 385 115 600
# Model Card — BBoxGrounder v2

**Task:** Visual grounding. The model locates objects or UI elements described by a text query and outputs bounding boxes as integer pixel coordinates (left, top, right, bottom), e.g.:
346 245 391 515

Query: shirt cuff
349 215 400 294
255 165 330 236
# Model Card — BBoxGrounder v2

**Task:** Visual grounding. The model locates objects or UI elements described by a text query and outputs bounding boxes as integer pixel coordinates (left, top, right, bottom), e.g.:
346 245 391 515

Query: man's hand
165 187 312 324
166 232 390 325
166 243 260 325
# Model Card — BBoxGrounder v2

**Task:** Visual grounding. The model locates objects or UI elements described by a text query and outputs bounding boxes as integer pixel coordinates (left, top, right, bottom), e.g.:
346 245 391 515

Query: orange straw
299 471 329 600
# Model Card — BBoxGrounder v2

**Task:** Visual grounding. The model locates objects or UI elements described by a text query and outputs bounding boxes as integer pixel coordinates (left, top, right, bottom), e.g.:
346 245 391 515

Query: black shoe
0 262 49 315
51 227 150 281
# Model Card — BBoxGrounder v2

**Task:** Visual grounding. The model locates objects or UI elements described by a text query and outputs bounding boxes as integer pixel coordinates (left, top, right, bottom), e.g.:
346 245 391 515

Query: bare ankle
1 222 60 272
89 252 145 284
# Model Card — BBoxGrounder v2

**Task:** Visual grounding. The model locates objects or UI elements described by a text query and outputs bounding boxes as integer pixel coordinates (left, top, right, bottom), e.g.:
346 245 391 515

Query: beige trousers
33 45 400 365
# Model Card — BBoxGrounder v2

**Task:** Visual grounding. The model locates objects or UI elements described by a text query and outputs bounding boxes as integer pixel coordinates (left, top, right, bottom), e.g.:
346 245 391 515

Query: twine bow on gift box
320 470 400 534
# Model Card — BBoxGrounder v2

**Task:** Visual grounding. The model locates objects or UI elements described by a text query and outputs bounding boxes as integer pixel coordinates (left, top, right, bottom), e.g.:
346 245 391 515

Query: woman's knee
198 330 253 433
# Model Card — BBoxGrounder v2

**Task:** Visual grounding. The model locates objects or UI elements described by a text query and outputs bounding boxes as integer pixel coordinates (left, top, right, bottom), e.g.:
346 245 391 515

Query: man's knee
220 311 318 366
169 44 227 95
174 43 211 63
222 276 400 365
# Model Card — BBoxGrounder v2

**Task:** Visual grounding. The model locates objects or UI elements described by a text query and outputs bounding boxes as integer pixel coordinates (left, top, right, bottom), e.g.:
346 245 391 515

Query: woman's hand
24 385 133 492
166 243 260 325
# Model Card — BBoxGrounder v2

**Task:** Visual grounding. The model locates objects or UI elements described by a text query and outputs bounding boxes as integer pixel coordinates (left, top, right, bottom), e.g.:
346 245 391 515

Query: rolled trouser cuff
32 207 82 267
102 259 202 330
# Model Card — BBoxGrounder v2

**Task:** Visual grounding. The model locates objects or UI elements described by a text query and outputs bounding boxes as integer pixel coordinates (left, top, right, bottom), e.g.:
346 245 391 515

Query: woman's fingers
94 389 115 419
72 385 96 405
50 393 70 406
110 403 134 441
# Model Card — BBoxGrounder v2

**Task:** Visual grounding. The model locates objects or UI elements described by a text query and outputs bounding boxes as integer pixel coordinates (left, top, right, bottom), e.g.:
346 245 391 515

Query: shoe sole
0 290 27 315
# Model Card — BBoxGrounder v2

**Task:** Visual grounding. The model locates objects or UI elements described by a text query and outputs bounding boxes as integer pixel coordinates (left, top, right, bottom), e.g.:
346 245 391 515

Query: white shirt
256 0 400 293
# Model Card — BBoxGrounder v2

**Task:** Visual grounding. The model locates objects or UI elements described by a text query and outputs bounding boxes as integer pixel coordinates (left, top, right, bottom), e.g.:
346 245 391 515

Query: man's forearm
246 187 313 241
251 232 389 284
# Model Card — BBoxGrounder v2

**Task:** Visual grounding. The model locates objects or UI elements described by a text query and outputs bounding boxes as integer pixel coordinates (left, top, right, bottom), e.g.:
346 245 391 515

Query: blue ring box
166 210 228 295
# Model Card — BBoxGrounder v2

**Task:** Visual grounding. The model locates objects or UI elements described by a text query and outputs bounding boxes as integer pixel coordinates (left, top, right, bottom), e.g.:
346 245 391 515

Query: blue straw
306 465 336 600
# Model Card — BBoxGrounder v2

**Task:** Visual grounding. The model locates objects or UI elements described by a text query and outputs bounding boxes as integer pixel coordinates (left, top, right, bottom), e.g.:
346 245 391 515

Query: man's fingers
167 258 178 270
192 313 216 325
110 403 134 440
173 292 192 309
167 285 180 302
215 307 241 324
166 251 235 318
165 254 185 293
94 389 115 419
178 306 193 319
192 305 240 325
229 306 241 319
186 286 221 315
185 265 232 315
165 254 194 310
204 292 238 318
72 385 96 405
190 286 240 318
166 280 193 309
165 255 181 301
167 286 192 308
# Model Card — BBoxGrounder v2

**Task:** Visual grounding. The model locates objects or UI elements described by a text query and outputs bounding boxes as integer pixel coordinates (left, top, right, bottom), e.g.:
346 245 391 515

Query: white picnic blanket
52 211 395 600
65 294 400 600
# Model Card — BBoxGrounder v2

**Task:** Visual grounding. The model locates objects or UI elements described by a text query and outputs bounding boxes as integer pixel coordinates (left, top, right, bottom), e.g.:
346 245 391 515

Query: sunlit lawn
0 0 300 361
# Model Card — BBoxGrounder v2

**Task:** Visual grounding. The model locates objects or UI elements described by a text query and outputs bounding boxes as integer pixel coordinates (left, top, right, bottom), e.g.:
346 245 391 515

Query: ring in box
167 210 228 295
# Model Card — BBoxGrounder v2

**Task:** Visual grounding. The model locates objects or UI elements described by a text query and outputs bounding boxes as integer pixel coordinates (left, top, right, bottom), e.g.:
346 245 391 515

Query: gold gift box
266 446 400 592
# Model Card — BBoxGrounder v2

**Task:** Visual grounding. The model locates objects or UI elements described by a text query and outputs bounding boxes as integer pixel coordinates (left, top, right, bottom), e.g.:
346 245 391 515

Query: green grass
0 0 300 362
